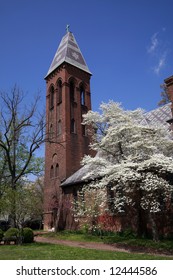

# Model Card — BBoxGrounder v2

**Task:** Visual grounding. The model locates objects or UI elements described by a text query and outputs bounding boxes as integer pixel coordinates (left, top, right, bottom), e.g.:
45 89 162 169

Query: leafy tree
0 177 44 228
26 176 44 225
0 149 7 204
76 101 173 240
0 85 45 227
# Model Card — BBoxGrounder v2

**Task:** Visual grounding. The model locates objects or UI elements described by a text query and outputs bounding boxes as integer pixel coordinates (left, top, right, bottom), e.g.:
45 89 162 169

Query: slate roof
45 31 91 78
143 103 172 126
60 164 93 187
61 103 172 187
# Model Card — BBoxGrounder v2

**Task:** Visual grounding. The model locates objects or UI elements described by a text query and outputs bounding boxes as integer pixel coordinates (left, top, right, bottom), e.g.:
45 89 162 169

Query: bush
22 227 34 243
24 219 43 230
0 229 4 241
4 228 19 238
118 228 137 239
0 220 10 231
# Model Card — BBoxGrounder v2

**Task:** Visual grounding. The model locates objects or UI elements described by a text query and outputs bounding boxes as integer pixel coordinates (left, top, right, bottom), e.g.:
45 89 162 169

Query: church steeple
45 30 91 78
44 29 92 230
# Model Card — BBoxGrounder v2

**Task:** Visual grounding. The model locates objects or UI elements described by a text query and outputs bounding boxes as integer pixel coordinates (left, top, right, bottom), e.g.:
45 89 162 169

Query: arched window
70 81 75 103
80 86 85 105
82 124 87 136
57 120 62 135
55 163 59 177
52 153 58 164
49 85 54 110
57 80 62 103
50 165 54 178
49 124 53 140
70 118 76 133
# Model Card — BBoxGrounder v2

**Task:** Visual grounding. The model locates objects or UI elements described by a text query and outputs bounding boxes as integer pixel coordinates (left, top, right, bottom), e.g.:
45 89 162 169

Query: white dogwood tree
75 101 173 240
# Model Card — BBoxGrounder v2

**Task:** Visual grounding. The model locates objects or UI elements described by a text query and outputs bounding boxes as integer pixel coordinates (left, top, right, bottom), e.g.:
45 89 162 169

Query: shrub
24 219 43 230
118 228 137 239
0 220 10 231
22 227 34 243
0 229 4 241
4 228 19 238
81 224 90 235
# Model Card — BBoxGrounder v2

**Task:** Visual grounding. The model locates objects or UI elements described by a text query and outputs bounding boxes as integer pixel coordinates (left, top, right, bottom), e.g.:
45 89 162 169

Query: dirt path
35 236 127 252
34 236 173 257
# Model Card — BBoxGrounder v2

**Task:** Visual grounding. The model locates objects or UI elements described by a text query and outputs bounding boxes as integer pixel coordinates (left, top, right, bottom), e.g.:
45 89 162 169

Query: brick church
43 28 94 230
43 28 173 231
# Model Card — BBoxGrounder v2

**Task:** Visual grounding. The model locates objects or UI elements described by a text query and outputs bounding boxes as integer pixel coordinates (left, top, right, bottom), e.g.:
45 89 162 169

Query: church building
44 27 93 230
44 27 173 232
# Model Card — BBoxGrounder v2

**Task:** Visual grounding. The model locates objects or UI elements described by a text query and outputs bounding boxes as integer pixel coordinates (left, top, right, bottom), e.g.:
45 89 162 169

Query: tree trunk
9 190 17 228
148 212 159 241
54 192 63 231
136 207 147 237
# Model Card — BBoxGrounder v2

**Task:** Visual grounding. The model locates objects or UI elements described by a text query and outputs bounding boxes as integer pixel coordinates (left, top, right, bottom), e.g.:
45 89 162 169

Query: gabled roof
60 164 93 187
45 31 91 78
141 103 172 126
61 103 172 187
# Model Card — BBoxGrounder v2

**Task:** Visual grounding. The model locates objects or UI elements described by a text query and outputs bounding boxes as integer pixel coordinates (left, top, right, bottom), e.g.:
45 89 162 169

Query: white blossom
76 101 173 234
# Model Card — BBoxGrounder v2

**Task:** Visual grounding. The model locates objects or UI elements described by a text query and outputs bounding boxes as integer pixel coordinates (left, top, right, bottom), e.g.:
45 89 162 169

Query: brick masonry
44 63 93 230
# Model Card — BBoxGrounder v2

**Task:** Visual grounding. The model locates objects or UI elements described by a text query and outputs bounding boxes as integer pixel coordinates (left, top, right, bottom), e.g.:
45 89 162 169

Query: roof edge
44 61 92 80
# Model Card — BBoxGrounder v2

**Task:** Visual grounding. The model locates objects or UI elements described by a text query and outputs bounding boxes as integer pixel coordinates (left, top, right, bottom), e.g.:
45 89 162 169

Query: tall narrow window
80 86 85 105
70 81 75 103
50 165 54 178
49 85 54 110
55 163 59 177
57 120 62 135
71 118 76 133
49 124 53 140
57 80 62 103
82 124 87 136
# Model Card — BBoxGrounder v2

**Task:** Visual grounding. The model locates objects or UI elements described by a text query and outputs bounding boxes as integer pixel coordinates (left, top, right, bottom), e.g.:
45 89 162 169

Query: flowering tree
76 101 173 240
73 183 107 233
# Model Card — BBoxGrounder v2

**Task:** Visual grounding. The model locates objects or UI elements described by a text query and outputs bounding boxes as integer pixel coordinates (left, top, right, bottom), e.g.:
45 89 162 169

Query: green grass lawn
1 230 173 260
0 242 172 260
41 231 104 242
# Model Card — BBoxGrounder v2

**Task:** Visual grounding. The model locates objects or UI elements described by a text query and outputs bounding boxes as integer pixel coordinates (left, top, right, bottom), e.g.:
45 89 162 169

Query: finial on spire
66 24 70 33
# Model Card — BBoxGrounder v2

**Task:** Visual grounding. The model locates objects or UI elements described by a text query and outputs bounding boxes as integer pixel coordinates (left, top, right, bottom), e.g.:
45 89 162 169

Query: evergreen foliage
4 228 19 238
22 227 34 243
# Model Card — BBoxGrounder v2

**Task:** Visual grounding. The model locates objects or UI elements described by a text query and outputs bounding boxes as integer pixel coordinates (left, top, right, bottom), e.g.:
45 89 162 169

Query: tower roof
45 31 91 78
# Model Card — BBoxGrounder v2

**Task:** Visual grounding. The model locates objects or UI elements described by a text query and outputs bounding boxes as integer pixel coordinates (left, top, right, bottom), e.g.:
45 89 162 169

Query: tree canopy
75 101 173 240
0 86 45 227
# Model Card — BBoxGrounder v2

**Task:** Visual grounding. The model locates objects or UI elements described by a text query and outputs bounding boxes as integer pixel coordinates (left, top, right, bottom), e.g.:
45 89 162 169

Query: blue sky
0 0 173 113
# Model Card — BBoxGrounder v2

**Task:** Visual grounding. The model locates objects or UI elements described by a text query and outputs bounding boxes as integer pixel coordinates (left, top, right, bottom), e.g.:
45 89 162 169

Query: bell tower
44 28 92 230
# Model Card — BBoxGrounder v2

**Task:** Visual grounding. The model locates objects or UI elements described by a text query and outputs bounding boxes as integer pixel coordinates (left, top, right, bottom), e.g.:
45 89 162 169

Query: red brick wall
43 63 92 230
164 75 173 116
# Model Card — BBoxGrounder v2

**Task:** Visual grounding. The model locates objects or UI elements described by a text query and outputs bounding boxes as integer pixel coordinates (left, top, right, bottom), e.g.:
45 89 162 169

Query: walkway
34 236 173 257
35 236 127 252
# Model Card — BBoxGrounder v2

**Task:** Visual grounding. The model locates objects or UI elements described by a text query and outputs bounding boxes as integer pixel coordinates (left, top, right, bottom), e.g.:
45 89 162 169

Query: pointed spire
45 30 91 78
66 24 70 33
